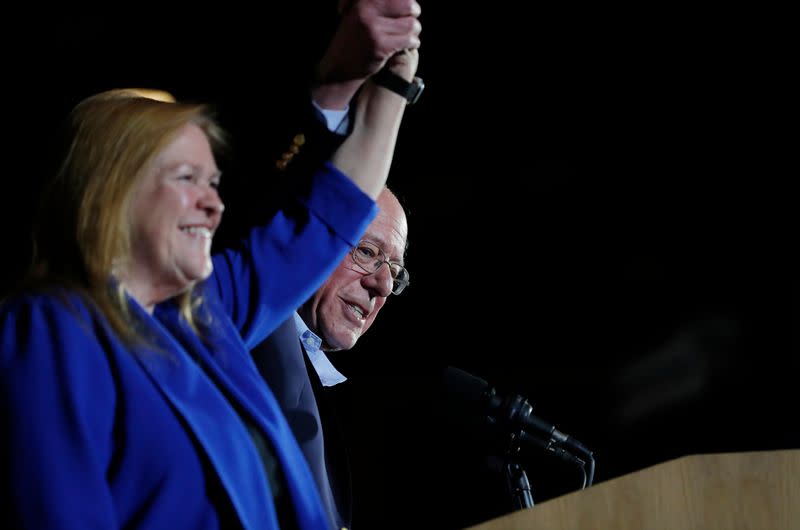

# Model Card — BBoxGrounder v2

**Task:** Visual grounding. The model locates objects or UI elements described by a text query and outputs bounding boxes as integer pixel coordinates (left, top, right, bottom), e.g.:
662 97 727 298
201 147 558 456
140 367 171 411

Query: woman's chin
182 258 214 284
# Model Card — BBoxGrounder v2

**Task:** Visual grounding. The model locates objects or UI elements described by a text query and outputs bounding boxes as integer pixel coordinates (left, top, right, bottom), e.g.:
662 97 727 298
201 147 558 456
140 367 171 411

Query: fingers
384 48 420 81
320 0 422 85
348 0 421 23
381 15 422 43
353 0 422 47
373 0 421 18
374 16 422 51
345 0 421 17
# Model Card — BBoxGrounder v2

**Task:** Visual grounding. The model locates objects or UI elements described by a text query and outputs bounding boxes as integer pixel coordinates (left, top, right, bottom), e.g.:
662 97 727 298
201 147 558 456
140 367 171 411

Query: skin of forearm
330 80 407 199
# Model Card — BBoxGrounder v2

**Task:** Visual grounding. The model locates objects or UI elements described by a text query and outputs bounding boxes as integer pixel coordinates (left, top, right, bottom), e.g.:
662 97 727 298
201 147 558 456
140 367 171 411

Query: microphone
444 366 593 463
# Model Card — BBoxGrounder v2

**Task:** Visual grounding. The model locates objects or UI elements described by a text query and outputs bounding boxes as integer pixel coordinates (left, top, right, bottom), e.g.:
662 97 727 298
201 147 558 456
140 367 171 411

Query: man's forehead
370 190 408 254
363 227 405 251
364 217 407 259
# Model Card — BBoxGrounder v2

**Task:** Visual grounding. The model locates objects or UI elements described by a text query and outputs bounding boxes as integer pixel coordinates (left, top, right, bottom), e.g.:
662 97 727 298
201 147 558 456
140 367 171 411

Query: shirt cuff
311 100 350 135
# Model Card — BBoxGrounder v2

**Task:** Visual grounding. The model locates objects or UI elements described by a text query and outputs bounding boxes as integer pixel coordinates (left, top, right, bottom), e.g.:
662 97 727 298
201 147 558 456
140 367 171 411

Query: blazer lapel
301 346 353 528
131 303 279 530
150 301 328 530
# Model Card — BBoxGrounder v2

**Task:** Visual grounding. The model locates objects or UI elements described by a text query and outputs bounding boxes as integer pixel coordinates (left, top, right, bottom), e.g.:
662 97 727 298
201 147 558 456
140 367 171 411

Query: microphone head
440 366 500 452
443 366 490 408
442 367 537 469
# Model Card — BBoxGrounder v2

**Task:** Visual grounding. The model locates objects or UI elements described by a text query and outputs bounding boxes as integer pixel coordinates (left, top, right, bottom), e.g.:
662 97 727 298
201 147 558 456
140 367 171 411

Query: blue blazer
0 165 376 529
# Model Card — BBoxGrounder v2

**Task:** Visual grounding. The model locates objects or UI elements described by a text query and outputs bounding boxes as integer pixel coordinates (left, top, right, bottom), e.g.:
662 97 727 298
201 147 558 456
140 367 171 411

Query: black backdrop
3 5 796 528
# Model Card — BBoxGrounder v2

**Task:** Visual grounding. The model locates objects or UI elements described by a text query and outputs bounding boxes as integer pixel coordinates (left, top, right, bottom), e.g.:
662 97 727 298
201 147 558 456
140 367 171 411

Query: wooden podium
466 449 800 530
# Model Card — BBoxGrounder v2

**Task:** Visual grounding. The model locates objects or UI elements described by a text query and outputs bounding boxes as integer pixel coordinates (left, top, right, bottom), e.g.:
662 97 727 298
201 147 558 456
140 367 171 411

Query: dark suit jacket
213 43 356 530
252 317 351 530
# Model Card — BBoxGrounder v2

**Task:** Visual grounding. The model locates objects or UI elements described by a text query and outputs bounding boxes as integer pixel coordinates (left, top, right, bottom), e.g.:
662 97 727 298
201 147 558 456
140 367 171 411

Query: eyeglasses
350 239 410 295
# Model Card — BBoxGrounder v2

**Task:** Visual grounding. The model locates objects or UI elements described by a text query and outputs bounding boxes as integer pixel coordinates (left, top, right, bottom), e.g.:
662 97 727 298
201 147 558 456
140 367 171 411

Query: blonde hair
28 89 226 342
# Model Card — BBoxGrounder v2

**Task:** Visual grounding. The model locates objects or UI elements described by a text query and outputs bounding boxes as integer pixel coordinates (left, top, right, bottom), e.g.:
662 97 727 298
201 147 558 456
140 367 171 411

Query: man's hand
313 0 422 109
384 47 419 83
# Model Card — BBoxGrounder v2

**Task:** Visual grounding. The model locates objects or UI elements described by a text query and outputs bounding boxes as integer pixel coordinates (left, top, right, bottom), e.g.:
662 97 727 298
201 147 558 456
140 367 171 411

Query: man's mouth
346 303 366 321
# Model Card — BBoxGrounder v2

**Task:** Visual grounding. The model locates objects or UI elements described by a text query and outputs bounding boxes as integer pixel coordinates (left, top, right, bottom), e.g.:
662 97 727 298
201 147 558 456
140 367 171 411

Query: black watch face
408 78 424 105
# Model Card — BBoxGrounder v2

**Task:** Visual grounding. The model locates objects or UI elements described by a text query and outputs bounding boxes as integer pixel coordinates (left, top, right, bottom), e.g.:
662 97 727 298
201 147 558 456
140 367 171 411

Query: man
251 188 408 529
298 189 408 352
237 1 418 527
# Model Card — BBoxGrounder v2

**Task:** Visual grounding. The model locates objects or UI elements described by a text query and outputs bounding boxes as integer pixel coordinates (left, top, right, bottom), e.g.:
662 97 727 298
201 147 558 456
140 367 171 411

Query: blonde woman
0 48 418 530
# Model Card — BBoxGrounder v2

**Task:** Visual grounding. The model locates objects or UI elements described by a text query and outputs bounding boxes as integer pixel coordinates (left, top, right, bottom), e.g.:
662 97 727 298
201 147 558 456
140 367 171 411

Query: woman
0 52 418 528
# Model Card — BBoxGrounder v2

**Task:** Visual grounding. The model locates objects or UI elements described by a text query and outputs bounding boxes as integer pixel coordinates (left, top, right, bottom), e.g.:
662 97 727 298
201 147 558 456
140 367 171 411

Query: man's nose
361 262 393 298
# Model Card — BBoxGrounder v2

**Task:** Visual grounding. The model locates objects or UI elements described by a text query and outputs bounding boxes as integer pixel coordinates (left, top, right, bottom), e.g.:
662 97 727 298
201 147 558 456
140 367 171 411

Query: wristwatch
371 68 425 105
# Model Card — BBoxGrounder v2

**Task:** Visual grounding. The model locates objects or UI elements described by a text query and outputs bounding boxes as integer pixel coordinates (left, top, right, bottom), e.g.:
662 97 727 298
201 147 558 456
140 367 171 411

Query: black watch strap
371 68 424 105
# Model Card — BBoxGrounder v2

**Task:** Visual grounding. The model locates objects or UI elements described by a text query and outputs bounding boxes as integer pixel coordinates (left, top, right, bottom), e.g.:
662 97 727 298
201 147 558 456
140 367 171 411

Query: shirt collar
292 312 347 387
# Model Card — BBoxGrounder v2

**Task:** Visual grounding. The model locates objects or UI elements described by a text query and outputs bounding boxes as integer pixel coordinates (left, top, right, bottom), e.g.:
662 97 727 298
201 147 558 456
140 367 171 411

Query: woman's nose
199 186 224 217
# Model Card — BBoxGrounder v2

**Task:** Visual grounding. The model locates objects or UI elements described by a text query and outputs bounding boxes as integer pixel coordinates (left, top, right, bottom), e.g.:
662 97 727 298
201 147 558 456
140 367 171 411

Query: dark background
3 5 795 529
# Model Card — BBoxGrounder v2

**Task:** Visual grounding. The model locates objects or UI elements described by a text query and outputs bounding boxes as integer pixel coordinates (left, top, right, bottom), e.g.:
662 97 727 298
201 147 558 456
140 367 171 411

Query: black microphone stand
503 430 534 510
